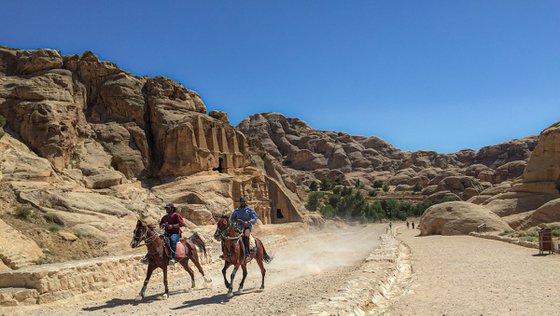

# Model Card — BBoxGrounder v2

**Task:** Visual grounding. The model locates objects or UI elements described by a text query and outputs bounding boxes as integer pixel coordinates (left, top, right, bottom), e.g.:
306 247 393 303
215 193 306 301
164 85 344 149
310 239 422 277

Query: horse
213 216 273 298
130 220 211 300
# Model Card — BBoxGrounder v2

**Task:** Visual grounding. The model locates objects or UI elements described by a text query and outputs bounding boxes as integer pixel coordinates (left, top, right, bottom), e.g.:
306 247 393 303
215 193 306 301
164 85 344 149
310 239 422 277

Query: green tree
320 177 334 191
328 194 341 208
309 181 318 192
320 204 337 218
368 190 377 197
341 187 353 196
306 192 323 211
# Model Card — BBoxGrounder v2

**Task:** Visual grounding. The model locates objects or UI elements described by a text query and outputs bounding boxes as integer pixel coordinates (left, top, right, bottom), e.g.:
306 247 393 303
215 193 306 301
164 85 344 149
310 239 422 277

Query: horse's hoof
227 291 233 298
236 289 243 295
135 295 143 301
158 294 168 300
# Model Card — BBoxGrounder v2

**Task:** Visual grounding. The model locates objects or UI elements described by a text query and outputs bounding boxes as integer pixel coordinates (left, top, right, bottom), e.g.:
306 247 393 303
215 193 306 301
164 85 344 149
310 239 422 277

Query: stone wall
0 251 212 306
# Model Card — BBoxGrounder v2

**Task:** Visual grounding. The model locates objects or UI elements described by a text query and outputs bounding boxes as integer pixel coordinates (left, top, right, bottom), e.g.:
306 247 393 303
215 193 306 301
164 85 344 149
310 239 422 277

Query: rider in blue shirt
230 196 258 259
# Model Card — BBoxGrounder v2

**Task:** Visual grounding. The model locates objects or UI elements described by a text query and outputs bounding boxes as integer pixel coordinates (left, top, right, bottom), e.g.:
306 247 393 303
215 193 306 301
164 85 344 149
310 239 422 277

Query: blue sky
1 1 558 153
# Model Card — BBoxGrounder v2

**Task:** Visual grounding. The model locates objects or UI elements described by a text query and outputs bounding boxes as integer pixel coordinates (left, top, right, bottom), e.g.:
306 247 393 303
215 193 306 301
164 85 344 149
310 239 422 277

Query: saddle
162 235 187 261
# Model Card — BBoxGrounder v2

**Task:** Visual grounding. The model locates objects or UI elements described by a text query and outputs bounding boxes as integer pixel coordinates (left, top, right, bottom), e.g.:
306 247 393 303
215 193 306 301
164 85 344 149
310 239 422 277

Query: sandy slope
2 224 386 316
387 227 560 316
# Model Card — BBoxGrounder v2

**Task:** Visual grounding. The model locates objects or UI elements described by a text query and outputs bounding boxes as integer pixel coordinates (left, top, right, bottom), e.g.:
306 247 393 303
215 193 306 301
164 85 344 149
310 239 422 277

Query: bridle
215 219 243 241
132 224 159 248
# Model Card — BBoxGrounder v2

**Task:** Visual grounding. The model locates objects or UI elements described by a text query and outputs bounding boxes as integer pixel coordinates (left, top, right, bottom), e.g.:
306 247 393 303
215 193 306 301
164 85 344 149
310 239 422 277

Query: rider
230 196 258 262
159 203 186 264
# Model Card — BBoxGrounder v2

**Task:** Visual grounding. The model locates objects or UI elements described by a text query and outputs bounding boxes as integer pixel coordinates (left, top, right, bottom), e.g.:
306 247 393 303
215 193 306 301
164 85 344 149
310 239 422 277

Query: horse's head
214 215 231 241
130 220 149 248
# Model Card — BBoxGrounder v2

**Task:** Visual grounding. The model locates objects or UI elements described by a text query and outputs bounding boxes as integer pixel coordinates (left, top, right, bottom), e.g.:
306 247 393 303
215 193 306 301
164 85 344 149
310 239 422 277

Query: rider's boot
242 236 251 262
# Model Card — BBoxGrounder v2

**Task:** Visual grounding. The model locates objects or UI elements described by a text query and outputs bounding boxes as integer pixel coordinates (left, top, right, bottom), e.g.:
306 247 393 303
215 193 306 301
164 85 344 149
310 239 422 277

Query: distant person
406 221 410 229
412 221 415 229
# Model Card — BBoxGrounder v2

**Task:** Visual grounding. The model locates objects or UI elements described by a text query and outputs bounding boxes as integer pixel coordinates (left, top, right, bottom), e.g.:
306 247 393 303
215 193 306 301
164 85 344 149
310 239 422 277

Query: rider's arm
249 209 258 225
159 216 166 228
230 210 238 222
177 213 186 227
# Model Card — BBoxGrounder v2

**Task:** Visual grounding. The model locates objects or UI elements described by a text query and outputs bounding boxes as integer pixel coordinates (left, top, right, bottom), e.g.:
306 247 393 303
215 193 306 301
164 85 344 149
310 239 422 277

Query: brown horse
214 216 273 298
130 220 212 300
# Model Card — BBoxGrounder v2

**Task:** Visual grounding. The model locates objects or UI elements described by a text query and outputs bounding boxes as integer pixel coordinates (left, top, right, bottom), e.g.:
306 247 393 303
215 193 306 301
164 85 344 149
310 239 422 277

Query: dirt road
4 224 387 316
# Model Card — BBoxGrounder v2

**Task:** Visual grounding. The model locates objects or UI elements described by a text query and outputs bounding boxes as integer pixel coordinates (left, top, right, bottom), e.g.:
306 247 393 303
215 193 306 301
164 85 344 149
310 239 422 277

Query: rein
135 226 160 248
217 221 242 240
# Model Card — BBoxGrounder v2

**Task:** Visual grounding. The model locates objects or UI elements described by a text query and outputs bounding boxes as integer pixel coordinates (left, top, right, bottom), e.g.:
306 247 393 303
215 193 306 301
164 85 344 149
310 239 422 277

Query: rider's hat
164 203 176 210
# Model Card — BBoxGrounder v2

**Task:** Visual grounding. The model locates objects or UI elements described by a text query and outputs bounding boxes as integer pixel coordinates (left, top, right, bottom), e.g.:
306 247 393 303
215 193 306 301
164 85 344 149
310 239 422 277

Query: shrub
328 194 341 208
413 183 423 192
320 204 337 218
15 207 33 220
333 186 342 195
341 187 353 196
368 190 377 197
382 184 389 192
373 180 384 188
320 177 336 191
306 192 323 211
309 181 318 192
48 224 62 232
44 213 65 226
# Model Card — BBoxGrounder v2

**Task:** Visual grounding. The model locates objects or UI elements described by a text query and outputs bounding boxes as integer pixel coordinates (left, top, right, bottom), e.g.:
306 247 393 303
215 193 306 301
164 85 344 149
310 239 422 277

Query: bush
413 183 423 192
309 181 318 192
306 192 323 211
15 207 33 220
44 213 65 226
320 204 337 218
333 186 342 195
341 187 353 196
328 194 341 208
48 224 62 232
382 184 389 192
373 180 384 188
368 190 377 197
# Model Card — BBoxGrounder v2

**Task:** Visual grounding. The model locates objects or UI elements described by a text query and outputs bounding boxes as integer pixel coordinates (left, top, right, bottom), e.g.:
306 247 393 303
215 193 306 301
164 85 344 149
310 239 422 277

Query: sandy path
3 224 386 316
387 226 560 315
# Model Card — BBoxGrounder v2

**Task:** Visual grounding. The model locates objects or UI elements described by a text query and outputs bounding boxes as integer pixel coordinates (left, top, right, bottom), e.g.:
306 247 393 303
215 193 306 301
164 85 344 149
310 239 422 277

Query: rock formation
419 201 512 235
0 47 305 269
238 112 538 203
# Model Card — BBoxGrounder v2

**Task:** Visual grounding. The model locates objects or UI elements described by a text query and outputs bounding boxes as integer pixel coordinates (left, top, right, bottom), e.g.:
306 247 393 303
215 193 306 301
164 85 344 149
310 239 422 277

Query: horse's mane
147 223 156 230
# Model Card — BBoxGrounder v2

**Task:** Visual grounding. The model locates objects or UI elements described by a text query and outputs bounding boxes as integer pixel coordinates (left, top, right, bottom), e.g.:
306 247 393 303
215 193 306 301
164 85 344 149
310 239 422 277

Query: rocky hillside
0 47 306 268
238 112 538 201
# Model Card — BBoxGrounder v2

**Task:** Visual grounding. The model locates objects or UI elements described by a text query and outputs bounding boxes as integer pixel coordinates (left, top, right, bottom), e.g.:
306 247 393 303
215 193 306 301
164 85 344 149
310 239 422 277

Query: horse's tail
189 232 207 261
260 239 273 264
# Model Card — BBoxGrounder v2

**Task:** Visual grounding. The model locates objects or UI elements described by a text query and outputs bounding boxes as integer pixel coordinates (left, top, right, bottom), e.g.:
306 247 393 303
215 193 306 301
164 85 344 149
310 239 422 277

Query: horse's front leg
237 264 248 294
222 261 232 290
227 264 240 298
136 264 155 300
161 265 169 299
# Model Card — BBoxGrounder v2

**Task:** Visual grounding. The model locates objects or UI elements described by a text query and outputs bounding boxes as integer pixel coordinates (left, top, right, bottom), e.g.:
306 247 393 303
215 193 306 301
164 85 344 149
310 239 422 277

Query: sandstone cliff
0 47 305 268
238 112 537 202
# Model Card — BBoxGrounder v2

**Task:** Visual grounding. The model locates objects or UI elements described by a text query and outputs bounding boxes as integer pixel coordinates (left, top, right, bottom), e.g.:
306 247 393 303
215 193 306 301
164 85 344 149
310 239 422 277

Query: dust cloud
264 224 387 286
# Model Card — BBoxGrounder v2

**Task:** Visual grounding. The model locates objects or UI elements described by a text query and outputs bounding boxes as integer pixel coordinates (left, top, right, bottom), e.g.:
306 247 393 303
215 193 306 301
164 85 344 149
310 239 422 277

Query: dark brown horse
130 220 212 300
214 216 272 298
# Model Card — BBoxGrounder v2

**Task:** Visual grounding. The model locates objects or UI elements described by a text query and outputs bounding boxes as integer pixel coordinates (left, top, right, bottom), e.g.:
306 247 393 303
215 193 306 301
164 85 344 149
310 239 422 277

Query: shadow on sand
171 287 258 310
82 290 184 311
